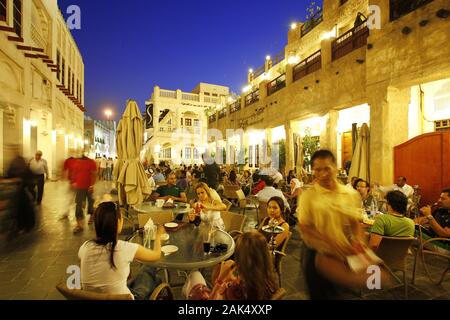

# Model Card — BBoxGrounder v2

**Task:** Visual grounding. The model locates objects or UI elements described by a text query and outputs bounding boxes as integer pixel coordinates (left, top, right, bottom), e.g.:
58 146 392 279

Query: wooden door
341 131 353 168
394 131 450 206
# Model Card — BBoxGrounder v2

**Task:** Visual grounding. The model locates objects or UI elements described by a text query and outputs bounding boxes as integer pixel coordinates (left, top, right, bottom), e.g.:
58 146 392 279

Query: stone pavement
0 181 449 300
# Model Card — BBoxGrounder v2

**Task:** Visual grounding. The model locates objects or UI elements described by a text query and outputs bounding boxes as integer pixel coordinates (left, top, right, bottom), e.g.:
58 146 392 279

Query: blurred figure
346 176 358 190
106 157 113 181
7 154 35 232
28 150 49 205
99 155 107 181
72 154 97 233
62 154 78 218
297 150 382 299
286 170 296 185
176 170 188 192
153 168 165 184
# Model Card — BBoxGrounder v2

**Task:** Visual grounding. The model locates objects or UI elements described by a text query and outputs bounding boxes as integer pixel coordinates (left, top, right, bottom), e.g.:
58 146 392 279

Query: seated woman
355 179 378 212
78 202 164 300
183 231 279 300
258 196 290 250
239 170 252 196
225 170 241 187
188 182 226 230
368 190 415 251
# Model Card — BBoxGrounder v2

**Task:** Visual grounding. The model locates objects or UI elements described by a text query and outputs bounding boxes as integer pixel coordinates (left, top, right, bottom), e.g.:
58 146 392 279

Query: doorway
341 131 353 169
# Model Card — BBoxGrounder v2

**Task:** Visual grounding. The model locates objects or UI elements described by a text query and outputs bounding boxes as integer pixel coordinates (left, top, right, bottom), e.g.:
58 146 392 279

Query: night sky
58 0 319 121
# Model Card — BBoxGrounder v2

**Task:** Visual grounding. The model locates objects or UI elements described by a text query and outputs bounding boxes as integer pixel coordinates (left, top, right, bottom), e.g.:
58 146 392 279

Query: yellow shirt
296 182 362 255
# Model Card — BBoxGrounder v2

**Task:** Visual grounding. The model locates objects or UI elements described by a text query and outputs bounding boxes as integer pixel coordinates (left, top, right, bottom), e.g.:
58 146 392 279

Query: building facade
143 83 230 166
84 116 116 159
0 0 84 178
209 0 450 185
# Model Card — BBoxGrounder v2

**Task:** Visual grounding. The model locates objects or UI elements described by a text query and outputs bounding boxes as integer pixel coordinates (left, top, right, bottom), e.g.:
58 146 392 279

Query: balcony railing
301 10 323 37
218 108 227 119
160 89 176 99
204 96 220 103
182 93 200 102
229 100 241 114
390 0 434 21
332 21 369 61
245 90 260 107
293 50 322 82
209 114 216 123
253 65 265 78
272 50 285 68
267 73 286 96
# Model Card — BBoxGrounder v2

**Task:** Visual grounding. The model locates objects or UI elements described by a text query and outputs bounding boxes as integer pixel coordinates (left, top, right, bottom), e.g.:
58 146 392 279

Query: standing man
72 154 97 233
28 150 49 205
99 155 107 181
202 154 220 190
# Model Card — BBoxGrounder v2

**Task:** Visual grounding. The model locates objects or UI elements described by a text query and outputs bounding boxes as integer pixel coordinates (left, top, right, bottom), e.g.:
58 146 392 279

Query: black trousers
301 246 339 300
29 174 45 204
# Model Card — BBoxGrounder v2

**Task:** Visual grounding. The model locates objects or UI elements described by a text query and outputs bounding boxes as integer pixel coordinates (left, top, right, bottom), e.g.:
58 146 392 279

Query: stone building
84 116 116 159
208 0 450 184
143 83 230 166
0 0 84 178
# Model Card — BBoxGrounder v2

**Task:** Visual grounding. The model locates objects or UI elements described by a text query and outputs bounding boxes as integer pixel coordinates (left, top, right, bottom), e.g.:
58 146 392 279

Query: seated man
369 191 415 251
415 188 450 239
375 176 414 204
151 172 187 203
256 176 290 210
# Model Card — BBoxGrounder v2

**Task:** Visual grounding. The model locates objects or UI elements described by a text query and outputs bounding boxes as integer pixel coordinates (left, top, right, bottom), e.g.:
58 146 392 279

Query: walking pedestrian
72 154 97 233
28 150 49 205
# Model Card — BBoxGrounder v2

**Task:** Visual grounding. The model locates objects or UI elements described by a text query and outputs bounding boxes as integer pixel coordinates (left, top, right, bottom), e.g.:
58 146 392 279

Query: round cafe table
129 222 235 270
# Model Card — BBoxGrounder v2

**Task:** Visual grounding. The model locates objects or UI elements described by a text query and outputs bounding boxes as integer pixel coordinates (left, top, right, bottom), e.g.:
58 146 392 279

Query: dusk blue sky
58 0 321 121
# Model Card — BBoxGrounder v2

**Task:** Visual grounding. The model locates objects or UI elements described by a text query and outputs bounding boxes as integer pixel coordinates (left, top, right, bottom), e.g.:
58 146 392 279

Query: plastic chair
56 282 174 300
223 185 240 201
221 211 247 235
412 225 450 285
222 198 233 211
376 236 415 299
137 212 174 228
273 232 292 288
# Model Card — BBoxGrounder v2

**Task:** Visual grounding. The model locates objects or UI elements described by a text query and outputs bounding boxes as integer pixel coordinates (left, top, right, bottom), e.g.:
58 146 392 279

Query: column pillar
285 121 294 173
370 85 410 185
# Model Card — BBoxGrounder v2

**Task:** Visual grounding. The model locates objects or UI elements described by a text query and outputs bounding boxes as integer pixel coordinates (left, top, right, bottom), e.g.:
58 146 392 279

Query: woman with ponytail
78 201 164 299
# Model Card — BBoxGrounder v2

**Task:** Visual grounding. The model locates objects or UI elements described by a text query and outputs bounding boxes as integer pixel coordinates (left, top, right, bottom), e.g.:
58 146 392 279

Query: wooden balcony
229 101 241 114
245 90 260 107
267 73 286 96
293 50 322 82
218 108 227 119
209 114 216 123
332 21 369 61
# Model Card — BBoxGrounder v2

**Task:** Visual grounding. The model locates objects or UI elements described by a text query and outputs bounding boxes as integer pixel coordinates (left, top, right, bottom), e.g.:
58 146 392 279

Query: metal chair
273 232 292 288
56 282 174 300
376 236 415 299
412 225 450 285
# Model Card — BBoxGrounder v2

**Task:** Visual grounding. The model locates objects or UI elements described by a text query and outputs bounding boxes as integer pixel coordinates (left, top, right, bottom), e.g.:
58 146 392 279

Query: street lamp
104 109 112 120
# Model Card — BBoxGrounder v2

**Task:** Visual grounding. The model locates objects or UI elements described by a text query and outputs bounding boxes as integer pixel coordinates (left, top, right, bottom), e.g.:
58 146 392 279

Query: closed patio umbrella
295 134 305 178
113 100 151 205
348 123 370 182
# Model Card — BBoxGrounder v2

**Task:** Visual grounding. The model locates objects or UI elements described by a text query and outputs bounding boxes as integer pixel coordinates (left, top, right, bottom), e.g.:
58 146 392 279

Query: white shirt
379 183 414 199
200 210 225 230
29 158 48 176
148 176 156 190
256 186 290 209
99 158 107 169
106 159 113 168
78 240 139 298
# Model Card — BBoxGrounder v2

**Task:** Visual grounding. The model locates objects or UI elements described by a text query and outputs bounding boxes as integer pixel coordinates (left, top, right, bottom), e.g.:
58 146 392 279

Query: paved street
0 181 449 300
